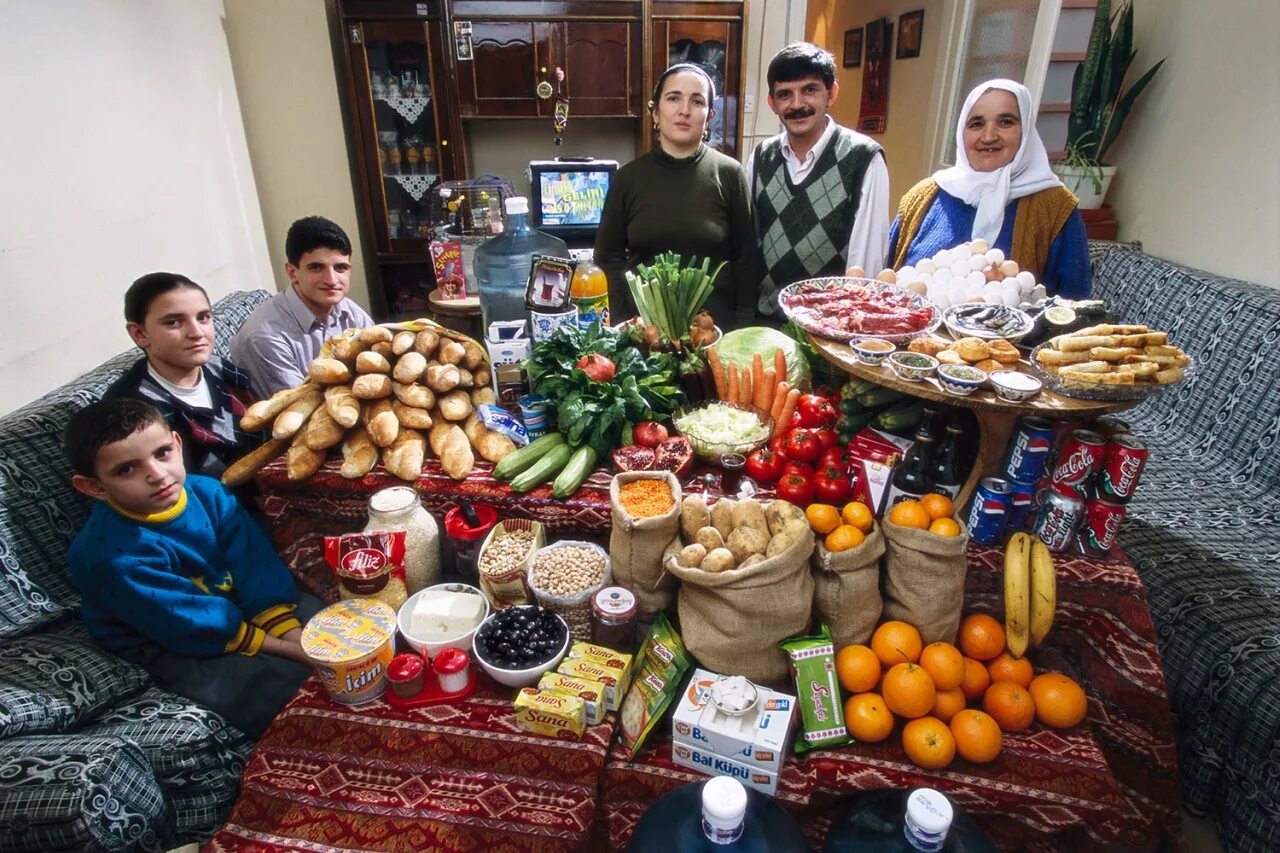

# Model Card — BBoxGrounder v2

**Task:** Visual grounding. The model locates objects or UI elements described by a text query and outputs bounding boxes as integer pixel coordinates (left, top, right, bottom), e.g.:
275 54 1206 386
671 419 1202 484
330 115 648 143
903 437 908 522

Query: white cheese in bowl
410 590 485 640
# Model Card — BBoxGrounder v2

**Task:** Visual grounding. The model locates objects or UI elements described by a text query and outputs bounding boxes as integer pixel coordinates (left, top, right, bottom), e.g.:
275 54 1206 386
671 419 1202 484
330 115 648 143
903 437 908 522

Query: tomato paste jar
591 587 637 652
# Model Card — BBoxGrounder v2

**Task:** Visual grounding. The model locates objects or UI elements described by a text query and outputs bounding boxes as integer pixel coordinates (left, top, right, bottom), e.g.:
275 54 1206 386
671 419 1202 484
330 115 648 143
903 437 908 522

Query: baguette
271 390 324 439
363 398 400 447
286 429 325 481
393 351 428 384
425 363 461 392
220 438 288 487
413 329 440 357
301 405 346 450
382 428 426 481
339 426 378 479
463 414 515 463
392 330 417 356
461 340 487 370
470 386 497 407
359 326 394 345
351 373 392 399
437 389 474 421
355 351 392 374
437 338 466 365
428 420 453 456
330 333 365 363
241 383 318 431
472 364 491 387
324 384 361 428
392 381 435 410
434 423 474 480
391 399 434 429
308 357 353 385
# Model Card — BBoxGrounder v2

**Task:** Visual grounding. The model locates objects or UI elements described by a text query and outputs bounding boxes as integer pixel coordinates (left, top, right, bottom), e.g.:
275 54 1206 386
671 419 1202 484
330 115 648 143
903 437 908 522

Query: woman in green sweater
595 63 757 329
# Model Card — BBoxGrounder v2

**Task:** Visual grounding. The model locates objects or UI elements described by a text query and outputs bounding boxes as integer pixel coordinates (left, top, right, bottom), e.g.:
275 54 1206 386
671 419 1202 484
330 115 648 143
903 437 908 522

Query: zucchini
837 410 876 434
510 444 573 493
856 386 908 409
842 378 879 398
492 433 566 481
873 400 925 432
551 445 598 498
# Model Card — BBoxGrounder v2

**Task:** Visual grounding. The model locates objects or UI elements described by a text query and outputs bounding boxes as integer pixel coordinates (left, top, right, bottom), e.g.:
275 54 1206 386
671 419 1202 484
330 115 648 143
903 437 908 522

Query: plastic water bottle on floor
822 788 996 852
628 777 809 851
473 196 569 333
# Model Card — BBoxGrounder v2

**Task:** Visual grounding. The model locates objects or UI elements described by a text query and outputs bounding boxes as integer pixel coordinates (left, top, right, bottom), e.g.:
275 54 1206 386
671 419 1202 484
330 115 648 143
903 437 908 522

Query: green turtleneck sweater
594 143 757 328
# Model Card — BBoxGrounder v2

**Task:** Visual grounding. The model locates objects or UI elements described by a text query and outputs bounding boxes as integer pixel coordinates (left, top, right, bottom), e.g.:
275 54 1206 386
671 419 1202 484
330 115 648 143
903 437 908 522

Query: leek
622 252 726 345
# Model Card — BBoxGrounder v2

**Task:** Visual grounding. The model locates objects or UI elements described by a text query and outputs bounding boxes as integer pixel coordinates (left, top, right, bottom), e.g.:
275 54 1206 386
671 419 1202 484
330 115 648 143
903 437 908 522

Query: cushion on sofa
0 634 149 739
0 735 169 853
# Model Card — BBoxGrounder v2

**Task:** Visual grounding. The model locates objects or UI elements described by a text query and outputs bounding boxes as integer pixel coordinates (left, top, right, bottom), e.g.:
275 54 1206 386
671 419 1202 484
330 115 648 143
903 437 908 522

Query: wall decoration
857 20 892 135
866 17 888 62
897 10 925 60
843 27 863 69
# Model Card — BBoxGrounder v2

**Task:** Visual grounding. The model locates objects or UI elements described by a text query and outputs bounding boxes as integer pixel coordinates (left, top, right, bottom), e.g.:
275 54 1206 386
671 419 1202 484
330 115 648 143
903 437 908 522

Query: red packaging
848 427 911 466
1096 435 1148 503
851 458 896 517
324 531 408 596
1077 497 1127 558
1049 429 1107 499
429 241 467 300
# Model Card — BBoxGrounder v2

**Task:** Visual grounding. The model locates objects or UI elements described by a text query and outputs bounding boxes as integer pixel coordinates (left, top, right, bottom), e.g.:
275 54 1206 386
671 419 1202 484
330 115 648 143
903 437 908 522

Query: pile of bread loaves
908 334 1021 373
221 323 515 486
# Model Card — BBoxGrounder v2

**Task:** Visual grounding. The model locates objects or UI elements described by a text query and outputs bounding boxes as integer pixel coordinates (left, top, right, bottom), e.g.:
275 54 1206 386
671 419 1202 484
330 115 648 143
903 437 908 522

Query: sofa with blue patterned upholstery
0 291 271 852
1091 246 1280 853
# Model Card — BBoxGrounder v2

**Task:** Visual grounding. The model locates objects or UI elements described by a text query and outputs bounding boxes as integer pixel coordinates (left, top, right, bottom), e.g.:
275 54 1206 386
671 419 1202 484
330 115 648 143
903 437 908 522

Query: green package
781 626 852 752
617 612 692 760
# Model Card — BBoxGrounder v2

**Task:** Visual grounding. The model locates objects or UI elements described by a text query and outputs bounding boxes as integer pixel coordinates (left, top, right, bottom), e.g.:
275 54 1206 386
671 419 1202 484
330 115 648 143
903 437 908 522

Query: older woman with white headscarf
887 79 1091 297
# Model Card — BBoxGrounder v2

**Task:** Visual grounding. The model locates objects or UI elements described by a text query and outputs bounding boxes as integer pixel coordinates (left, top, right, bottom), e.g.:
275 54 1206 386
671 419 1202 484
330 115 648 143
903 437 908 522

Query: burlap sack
812 525 886 648
667 516 815 686
609 471 682 621
881 515 970 644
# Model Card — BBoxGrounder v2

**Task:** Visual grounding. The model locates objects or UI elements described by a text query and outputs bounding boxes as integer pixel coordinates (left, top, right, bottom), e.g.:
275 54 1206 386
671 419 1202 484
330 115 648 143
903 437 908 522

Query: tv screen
529 160 617 240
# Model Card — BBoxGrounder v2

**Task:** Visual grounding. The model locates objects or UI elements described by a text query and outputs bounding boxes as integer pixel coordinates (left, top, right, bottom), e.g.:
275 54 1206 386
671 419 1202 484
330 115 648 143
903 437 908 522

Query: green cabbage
713 327 811 391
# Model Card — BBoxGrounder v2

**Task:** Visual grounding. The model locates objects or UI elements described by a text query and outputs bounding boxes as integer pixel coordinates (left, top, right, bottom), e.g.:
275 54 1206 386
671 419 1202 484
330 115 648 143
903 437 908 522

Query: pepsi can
1005 479 1037 533
1003 417 1055 484
1034 489 1085 553
965 477 1012 545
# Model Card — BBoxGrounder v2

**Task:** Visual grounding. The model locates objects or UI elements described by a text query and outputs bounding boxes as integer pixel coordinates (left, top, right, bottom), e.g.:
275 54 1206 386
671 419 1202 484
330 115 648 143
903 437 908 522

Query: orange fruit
928 517 962 537
825 524 866 552
987 653 1034 688
919 642 965 690
844 692 896 743
983 681 1036 732
841 501 875 533
888 500 931 530
835 644 882 694
931 686 967 723
1028 673 1088 728
806 503 841 535
958 613 1006 661
902 716 955 770
950 709 1003 764
871 620 923 667
882 662 937 719
920 493 955 521
960 656 992 701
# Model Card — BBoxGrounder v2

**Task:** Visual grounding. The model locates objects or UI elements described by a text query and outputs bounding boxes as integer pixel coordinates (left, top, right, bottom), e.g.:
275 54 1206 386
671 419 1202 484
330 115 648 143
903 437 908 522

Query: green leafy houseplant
1061 0 1165 194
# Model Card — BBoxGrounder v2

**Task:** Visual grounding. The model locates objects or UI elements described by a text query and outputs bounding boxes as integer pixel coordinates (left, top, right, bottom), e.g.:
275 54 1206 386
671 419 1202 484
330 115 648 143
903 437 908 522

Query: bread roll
987 339 1021 364
221 438 288 487
461 341 486 370
359 326 394 344
973 358 1004 374
271 390 324 439
339 426 378 479
356 351 392 374
307 358 352 385
413 329 440 357
953 337 991 363
392 330 417 356
371 341 394 357
363 398 400 448
437 338 465 365
301 405 346 450
472 364 491 387
391 400 433 429
324 384 360 428
392 351 428 384
392 381 435 410
351 373 392 399
470 386 497 407
330 334 365 363
425 363 461 392
437 389 473 422
241 383 318 431
455 368 475 389
382 428 426 481
433 423 473 480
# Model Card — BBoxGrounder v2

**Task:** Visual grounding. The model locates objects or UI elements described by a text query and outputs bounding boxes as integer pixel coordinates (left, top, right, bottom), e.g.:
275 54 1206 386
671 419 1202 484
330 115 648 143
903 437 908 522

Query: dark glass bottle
917 405 943 443
823 788 996 853
884 430 935 507
930 424 964 501
628 778 809 852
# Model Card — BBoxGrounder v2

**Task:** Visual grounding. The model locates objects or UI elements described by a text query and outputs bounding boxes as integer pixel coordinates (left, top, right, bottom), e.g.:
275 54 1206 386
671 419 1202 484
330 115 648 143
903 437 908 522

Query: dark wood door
560 21 640 116
649 9 744 157
456 20 556 117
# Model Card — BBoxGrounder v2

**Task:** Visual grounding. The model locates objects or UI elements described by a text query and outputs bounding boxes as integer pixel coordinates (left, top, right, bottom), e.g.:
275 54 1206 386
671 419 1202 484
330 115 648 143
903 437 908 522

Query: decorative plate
779 277 942 344
1028 343 1196 401
943 303 1035 342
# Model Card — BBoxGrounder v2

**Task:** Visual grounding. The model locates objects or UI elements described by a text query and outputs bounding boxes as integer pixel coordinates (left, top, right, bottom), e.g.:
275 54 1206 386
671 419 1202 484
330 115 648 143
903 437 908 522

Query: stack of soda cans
964 416 1148 557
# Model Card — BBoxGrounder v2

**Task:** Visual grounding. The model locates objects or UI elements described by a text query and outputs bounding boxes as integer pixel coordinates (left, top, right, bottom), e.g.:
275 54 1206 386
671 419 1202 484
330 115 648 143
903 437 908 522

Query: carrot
757 368 776 412
707 347 726 399
770 381 790 422
740 371 753 408
773 348 787 387
777 388 801 435
752 353 765 407
727 362 739 403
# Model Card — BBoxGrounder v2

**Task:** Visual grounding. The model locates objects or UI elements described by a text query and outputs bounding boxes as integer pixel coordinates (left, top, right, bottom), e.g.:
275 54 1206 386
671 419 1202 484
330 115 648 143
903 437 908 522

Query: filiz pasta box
670 668 795 777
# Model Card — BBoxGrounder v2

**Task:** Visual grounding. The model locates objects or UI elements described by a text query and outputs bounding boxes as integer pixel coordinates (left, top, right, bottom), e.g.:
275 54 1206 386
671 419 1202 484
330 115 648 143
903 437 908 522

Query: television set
528 158 618 245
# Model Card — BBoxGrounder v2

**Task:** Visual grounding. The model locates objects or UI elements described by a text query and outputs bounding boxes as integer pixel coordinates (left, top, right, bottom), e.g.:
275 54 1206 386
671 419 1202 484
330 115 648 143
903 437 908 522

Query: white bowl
990 370 1043 402
397 582 490 657
937 363 987 396
888 351 939 382
471 606 570 688
850 338 895 366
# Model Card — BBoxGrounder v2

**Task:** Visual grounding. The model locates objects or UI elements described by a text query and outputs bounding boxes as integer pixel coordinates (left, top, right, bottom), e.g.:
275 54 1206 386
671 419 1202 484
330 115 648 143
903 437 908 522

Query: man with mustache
746 42 889 321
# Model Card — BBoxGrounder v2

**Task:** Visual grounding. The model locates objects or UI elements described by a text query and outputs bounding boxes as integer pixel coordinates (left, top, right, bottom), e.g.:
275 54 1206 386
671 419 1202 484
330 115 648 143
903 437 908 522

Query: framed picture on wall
897 10 925 60
843 27 863 69
866 18 888 62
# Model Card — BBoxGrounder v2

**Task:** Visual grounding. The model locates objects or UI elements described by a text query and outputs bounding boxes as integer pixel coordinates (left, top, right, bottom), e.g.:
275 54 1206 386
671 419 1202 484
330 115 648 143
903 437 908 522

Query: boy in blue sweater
66 398 324 737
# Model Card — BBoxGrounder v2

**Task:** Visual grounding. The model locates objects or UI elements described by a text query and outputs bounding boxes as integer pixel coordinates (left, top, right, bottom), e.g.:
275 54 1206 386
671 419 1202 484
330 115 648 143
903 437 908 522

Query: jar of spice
591 586 637 652
443 503 498 582
364 487 440 594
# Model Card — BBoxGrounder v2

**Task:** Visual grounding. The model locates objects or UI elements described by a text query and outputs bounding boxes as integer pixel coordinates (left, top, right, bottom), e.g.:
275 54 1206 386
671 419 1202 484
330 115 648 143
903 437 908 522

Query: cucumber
837 410 876 434
492 433 566 481
510 444 573 493
842 378 879 398
874 400 925 432
841 397 868 416
856 386 908 409
551 445 598 498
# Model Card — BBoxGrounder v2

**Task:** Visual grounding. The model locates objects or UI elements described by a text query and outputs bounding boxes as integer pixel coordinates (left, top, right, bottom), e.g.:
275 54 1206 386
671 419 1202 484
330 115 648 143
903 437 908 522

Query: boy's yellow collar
109 487 188 524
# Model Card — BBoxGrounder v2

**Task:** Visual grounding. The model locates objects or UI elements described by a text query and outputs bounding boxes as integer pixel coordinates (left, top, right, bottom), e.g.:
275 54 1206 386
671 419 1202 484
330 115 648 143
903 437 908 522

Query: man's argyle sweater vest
753 127 882 316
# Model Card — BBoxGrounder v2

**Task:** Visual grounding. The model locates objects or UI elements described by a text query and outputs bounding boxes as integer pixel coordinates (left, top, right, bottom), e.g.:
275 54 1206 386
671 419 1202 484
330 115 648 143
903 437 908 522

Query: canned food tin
964 477 1012 545
1004 479 1037 534
1049 429 1107 499
301 599 397 705
1034 489 1086 553
1003 417 1055 484
1078 497 1127 557
1096 435 1148 503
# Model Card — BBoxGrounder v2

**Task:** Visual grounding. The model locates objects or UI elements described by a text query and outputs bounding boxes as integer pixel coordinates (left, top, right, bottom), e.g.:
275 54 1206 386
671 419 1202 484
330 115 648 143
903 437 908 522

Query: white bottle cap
505 196 529 215
701 777 747 843
904 788 953 851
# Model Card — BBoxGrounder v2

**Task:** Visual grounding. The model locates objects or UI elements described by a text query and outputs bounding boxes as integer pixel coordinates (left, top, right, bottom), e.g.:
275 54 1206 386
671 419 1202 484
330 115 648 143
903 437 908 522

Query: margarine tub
301 598 397 705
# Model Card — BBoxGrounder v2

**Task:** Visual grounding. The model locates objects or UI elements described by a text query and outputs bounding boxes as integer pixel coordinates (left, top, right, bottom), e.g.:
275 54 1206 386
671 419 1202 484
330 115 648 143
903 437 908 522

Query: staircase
1036 0 1098 159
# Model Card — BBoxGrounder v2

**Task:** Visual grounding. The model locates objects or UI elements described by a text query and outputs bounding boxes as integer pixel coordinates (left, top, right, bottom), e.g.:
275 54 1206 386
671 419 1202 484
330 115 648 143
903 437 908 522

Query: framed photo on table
897 10 925 60
843 28 863 69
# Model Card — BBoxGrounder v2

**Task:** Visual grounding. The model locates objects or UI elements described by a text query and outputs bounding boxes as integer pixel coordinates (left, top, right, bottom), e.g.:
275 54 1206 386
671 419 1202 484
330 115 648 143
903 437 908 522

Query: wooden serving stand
810 336 1136 508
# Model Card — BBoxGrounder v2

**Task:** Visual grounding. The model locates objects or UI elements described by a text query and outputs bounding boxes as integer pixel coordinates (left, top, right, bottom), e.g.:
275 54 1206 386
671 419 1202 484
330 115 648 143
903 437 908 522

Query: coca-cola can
1034 489 1085 553
1049 429 1107 499
1093 415 1132 438
1096 435 1148 503
1077 497 1127 558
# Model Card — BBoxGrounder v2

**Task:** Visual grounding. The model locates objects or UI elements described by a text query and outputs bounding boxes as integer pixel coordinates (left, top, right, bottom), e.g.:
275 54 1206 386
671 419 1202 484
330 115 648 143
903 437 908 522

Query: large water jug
627 777 809 852
473 196 569 334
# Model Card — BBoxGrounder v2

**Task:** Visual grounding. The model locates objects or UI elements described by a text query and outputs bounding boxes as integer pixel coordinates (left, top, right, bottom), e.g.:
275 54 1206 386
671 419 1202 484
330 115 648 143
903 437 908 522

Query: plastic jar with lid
364 487 440 594
443 504 499 583
591 586 637 652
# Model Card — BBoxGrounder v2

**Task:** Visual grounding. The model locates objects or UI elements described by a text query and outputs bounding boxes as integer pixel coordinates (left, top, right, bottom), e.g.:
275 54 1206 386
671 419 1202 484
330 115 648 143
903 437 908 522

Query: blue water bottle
628 777 809 851
473 197 569 334
823 787 995 852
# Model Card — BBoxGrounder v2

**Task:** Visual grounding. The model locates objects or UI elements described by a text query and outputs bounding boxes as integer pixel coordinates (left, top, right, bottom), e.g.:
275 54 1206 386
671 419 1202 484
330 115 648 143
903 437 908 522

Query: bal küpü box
670 741 780 797
670 669 795 776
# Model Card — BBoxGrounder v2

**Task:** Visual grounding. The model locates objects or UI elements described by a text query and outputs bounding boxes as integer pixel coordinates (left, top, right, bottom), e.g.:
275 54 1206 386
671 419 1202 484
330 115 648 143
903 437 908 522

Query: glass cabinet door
652 18 742 157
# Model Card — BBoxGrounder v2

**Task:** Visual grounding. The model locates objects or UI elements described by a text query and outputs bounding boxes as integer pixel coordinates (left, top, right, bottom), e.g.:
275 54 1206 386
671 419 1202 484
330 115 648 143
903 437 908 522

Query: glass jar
591 587 637 652
364 487 440 594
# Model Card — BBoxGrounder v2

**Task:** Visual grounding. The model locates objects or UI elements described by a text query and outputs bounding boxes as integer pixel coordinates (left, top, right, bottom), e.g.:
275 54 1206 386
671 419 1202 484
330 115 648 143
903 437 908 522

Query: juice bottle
570 258 610 329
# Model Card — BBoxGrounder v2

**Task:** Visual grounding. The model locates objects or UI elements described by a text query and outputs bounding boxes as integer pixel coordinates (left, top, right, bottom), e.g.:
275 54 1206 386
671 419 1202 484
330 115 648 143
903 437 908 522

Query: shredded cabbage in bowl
673 404 770 452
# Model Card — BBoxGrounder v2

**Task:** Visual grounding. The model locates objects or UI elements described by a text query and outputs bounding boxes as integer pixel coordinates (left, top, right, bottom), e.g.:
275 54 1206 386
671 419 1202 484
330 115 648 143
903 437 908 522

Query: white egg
917 259 937 275
999 260 1020 278
1002 287 1021 308
950 259 971 277
1016 270 1036 289
906 280 928 296
968 254 988 271
898 265 916 280
962 281 985 301
969 239 990 255
966 270 988 288
934 249 954 267
984 248 1006 265
983 281 1004 297
932 289 951 310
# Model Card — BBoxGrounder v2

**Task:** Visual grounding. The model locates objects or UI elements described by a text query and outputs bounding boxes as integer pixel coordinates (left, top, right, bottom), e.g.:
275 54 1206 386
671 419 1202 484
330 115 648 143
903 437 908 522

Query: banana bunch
1003 532 1057 657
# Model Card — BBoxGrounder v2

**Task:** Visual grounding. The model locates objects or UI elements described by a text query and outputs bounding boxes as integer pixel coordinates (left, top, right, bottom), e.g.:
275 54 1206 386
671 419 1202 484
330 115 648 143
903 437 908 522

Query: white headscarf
933 79 1063 244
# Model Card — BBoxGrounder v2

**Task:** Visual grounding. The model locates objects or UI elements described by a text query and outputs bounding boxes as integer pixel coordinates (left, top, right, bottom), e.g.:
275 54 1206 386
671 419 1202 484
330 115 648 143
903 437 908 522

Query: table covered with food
210 248 1188 850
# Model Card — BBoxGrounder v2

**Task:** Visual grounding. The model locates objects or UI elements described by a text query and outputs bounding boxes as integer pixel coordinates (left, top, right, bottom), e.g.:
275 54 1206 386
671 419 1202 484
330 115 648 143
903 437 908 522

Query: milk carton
670 668 796 776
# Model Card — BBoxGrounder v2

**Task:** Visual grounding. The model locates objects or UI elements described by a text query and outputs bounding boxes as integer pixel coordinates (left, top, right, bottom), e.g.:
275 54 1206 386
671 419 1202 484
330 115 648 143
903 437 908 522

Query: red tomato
811 428 839 451
769 433 789 458
819 447 849 472
745 448 784 484
796 394 838 429
775 472 814 505
782 461 814 479
812 464 853 505
782 429 821 463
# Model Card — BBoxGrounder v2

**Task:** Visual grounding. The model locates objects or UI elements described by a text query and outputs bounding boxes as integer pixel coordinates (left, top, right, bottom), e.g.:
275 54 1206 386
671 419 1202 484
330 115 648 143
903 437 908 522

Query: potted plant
1053 0 1165 208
